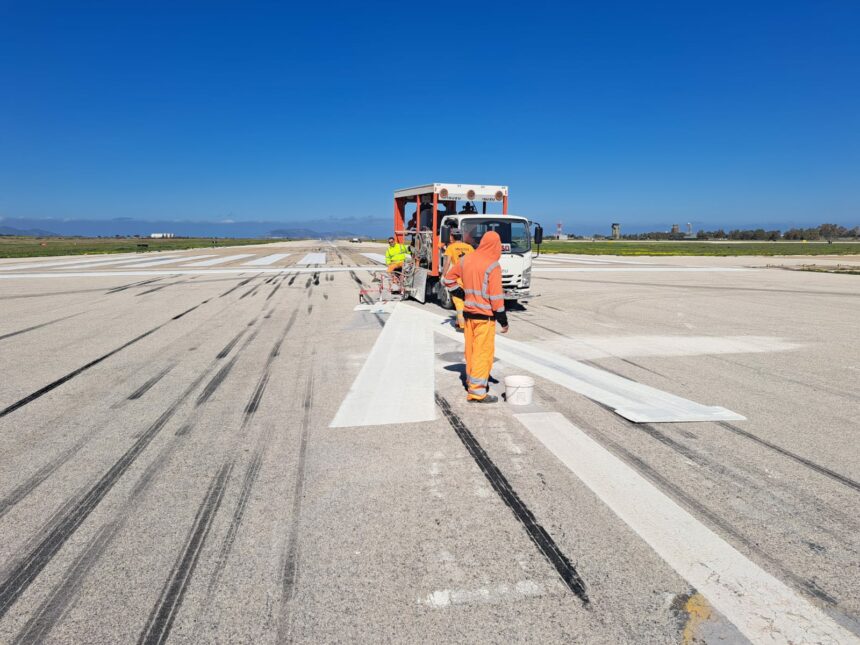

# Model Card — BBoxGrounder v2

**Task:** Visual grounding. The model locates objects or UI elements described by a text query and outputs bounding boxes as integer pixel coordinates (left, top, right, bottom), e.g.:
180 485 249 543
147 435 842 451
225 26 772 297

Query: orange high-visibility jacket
442 231 506 318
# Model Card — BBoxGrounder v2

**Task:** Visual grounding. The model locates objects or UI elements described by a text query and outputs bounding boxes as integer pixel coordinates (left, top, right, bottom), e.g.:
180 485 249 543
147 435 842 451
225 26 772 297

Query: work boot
468 395 498 404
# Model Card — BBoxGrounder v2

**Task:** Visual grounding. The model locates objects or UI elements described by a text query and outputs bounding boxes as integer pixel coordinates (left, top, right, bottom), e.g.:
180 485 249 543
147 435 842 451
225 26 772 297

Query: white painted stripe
538 335 800 360
0 266 385 279
533 267 750 273
330 304 435 427
49 254 181 269
361 252 387 264
242 253 290 266
0 254 149 271
182 253 256 267
515 412 858 644
118 254 214 268
296 252 327 265
417 308 743 422
534 255 648 265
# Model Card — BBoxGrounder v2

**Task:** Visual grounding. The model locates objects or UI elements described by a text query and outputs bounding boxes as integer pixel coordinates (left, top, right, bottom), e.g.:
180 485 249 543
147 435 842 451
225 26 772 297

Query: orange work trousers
464 318 495 400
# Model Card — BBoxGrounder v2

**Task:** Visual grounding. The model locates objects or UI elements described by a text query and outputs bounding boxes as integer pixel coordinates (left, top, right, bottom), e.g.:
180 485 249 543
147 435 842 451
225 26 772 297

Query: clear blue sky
1 1 858 232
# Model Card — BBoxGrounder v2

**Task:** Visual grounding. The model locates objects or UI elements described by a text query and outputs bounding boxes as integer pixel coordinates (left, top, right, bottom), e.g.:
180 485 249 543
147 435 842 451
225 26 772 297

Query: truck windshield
460 219 530 253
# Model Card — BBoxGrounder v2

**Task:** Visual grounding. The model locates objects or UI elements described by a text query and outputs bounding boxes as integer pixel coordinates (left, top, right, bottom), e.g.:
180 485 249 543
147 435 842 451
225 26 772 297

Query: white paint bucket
504 375 535 406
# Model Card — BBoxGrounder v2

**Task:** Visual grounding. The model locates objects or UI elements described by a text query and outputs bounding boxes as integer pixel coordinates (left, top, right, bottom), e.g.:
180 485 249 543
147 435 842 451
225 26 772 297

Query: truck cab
392 183 542 306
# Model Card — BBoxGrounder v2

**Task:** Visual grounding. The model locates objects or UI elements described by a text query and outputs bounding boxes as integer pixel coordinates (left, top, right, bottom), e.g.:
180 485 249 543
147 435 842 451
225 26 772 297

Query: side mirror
441 226 451 244
534 225 543 246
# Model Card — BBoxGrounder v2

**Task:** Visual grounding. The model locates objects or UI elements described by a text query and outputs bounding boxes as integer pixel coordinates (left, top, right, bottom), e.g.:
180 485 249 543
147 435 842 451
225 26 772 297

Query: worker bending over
441 229 474 329
442 231 508 403
385 237 411 275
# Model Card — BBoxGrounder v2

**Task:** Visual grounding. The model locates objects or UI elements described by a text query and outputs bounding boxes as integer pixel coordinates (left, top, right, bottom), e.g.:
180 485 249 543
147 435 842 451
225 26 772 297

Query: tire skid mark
106 277 163 294
136 279 190 296
219 275 255 298
716 421 860 493
279 369 316 641
313 271 320 286
0 298 212 419
138 461 233 645
128 364 176 400
0 325 164 419
198 329 260 406
0 312 83 343
172 298 211 320
0 364 214 619
216 329 247 360
435 394 590 604
266 280 284 301
12 440 177 644
0 433 92 521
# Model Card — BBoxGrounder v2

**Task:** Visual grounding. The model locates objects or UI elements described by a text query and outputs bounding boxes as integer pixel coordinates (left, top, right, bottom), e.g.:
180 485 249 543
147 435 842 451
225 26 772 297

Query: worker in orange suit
441 229 474 330
442 231 508 403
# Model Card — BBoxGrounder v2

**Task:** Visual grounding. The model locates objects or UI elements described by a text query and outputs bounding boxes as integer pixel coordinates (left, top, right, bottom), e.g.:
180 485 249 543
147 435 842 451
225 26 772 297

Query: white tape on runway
330 305 435 427
533 255 648 265
0 266 385 279
418 308 743 422
0 254 148 271
515 412 858 644
183 254 255 267
296 252 326 265
118 254 214 268
539 335 799 360
533 267 749 274
360 252 387 264
242 253 290 266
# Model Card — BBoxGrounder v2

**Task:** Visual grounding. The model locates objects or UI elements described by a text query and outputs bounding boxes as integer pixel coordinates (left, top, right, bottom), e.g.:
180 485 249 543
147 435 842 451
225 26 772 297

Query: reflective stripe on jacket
443 232 505 316
385 243 411 265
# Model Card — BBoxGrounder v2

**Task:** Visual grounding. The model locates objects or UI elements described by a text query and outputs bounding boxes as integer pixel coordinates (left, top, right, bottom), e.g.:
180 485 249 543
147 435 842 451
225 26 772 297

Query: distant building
149 233 175 239
671 224 680 234
611 223 621 240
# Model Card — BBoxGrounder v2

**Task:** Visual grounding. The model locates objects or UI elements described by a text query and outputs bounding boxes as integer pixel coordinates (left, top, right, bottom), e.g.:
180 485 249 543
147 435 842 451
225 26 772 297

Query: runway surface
1 240 858 643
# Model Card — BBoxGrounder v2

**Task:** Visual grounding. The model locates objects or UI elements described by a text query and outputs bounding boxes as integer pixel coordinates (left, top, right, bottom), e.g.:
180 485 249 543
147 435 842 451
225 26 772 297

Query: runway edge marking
515 411 858 644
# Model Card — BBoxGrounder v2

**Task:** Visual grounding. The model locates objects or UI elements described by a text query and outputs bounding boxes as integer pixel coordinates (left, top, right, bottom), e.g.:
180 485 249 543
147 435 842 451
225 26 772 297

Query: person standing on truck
442 231 508 403
441 229 474 330
385 236 411 274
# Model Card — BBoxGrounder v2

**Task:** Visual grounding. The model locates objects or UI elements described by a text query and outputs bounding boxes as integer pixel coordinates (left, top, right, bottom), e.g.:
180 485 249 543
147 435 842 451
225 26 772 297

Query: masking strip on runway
242 253 290 265
360 253 387 264
515 412 857 644
330 305 435 427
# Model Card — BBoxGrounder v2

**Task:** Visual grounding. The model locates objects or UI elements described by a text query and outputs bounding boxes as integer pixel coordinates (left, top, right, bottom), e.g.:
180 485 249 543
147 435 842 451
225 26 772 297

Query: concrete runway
0 241 858 643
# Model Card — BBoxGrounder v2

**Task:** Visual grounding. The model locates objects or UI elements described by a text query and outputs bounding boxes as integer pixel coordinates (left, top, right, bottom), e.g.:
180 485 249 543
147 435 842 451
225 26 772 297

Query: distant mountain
0 217 390 239
0 225 59 236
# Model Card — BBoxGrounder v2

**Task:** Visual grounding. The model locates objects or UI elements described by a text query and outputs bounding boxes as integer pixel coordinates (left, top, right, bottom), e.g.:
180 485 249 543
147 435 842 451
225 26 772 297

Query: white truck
392 183 543 306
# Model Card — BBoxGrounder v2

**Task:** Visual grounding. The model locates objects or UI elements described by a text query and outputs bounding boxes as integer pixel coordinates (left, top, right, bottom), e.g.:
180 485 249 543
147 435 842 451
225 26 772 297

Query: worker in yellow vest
385 237 411 274
442 230 474 329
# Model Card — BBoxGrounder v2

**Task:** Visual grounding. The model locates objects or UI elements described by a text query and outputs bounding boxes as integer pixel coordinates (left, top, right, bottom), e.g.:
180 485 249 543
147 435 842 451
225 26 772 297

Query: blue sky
1 1 858 234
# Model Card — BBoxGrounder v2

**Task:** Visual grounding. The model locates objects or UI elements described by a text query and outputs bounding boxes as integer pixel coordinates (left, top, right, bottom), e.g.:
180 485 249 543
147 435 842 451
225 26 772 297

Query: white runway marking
515 412 858 644
241 253 290 266
0 266 384 280
330 305 435 427
47 254 181 269
533 255 648 265
182 254 255 267
118 254 214 268
0 254 149 271
296 252 326 265
360 252 387 264
539 335 799 360
419 308 743 422
533 267 749 274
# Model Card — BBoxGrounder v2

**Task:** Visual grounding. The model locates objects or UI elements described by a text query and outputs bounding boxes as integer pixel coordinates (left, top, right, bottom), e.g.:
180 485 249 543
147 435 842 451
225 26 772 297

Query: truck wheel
435 281 454 309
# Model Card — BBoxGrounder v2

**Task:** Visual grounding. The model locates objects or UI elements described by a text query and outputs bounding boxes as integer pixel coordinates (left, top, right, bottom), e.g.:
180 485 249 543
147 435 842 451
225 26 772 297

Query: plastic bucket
504 375 535 405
